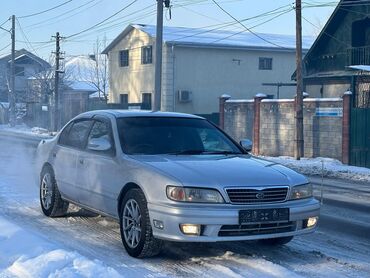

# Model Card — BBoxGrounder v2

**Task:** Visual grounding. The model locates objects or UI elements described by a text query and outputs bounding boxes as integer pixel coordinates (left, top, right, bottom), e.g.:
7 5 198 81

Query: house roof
102 24 315 54
0 49 50 68
302 0 363 66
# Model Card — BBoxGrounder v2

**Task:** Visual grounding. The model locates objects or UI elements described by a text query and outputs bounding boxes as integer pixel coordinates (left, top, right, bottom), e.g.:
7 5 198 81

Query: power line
211 0 288 49
66 0 138 39
16 17 41 56
18 0 74 19
24 0 101 31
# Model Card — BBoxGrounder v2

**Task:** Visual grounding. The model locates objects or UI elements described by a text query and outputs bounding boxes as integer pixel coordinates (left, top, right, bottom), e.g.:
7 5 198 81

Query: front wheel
40 166 69 217
259 236 294 245
119 189 162 258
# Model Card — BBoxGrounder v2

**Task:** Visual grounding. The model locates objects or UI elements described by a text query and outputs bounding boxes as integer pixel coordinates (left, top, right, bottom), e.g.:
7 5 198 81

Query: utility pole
52 32 62 131
10 15 15 127
154 0 164 111
295 0 304 160
154 0 170 111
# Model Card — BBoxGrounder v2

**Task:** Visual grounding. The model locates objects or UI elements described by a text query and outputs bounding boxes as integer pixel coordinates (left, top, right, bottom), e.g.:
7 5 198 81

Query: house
102 24 314 117
300 0 370 169
301 0 370 106
0 49 50 102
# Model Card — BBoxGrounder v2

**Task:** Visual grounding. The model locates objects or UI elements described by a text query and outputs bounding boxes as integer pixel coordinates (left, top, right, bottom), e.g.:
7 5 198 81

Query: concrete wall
224 97 344 161
174 46 298 114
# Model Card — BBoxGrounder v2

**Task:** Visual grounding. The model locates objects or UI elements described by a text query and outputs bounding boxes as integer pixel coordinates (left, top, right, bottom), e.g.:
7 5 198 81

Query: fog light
307 217 318 228
153 220 164 230
180 224 201 235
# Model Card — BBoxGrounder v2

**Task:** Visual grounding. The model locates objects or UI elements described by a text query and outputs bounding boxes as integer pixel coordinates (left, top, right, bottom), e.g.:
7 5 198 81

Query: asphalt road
1 138 369 277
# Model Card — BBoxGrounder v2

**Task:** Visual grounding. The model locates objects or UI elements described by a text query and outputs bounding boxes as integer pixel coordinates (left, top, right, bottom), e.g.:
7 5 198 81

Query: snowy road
0 141 369 277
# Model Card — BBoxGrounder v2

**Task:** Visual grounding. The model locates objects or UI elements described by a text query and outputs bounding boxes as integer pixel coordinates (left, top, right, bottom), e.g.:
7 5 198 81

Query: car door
53 119 93 202
77 117 122 215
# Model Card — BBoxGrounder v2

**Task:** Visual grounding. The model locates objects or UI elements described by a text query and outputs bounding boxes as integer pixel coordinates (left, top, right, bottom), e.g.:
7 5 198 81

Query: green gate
350 108 370 168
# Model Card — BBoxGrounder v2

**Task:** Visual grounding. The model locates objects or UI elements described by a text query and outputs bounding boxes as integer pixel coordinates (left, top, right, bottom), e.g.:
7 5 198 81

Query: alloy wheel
41 173 53 210
122 199 142 248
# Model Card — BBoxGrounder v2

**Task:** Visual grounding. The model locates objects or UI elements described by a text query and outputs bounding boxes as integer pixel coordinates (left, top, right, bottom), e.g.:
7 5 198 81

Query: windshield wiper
202 151 241 155
167 150 206 155
167 150 241 155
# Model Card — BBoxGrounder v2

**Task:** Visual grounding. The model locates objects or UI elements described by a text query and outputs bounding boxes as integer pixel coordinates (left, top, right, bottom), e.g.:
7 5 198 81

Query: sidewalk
0 125 53 146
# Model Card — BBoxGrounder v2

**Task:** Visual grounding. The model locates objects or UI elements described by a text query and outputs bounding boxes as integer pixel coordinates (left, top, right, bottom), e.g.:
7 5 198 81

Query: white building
103 24 313 116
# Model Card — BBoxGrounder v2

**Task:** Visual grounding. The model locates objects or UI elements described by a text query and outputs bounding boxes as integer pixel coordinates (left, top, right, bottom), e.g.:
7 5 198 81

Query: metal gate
350 76 370 168
350 108 370 168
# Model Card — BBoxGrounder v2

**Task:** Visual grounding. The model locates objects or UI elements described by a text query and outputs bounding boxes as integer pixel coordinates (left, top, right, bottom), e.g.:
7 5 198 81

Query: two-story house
301 0 370 107
103 24 313 118
0 49 50 102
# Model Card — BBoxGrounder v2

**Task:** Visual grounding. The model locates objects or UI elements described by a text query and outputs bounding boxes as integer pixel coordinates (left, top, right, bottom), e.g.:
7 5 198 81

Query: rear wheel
40 166 69 217
259 236 293 245
119 188 162 258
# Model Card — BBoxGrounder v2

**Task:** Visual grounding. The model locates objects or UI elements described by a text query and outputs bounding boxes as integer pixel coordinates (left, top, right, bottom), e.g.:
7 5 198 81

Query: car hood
132 154 307 188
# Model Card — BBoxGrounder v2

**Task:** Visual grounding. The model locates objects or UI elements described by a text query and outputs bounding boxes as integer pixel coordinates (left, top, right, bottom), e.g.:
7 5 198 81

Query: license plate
239 208 289 224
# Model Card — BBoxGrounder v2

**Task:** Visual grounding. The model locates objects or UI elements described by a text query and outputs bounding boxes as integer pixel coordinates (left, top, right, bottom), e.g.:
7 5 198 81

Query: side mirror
88 137 112 152
240 139 253 152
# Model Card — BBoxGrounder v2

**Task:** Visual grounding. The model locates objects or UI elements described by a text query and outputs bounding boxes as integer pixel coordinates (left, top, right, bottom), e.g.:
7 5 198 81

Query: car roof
76 110 205 120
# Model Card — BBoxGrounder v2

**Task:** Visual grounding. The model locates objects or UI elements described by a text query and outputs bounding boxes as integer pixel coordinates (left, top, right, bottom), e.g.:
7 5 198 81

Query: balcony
347 46 370 66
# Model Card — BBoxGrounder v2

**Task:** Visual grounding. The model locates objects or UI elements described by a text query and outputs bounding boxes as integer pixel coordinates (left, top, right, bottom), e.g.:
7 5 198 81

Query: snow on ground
0 217 122 278
262 156 370 182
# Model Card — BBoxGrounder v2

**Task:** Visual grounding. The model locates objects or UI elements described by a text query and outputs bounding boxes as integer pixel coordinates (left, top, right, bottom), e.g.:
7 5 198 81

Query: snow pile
0 124 52 137
0 217 122 278
263 156 370 182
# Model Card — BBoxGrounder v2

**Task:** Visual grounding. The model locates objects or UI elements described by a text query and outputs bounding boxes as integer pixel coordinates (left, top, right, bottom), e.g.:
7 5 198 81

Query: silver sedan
36 110 320 258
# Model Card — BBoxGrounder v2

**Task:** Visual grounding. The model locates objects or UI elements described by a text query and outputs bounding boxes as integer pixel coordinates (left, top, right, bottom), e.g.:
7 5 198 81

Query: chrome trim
224 186 290 204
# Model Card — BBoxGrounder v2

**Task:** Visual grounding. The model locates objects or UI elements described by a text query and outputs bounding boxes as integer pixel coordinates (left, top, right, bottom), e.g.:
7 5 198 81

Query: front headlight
166 186 224 203
289 183 313 200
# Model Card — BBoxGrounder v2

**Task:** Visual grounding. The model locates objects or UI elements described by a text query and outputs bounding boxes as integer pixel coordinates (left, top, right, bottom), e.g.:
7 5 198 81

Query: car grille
218 221 296 237
226 187 288 204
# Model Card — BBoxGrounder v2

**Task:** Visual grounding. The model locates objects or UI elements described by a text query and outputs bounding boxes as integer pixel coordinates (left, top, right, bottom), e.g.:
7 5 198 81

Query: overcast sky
0 0 338 59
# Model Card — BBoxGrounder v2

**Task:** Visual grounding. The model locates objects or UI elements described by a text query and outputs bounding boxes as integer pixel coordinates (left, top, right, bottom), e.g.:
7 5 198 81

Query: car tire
119 188 163 258
259 236 294 245
40 166 69 217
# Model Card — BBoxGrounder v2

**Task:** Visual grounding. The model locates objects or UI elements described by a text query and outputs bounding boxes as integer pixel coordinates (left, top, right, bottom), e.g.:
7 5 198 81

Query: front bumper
148 198 320 242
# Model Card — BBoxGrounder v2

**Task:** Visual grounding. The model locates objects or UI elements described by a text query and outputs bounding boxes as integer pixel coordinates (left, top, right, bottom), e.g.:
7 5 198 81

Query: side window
65 120 93 149
87 120 114 154
58 122 73 145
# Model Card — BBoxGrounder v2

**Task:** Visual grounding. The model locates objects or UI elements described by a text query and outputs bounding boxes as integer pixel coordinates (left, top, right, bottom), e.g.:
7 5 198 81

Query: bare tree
90 36 109 101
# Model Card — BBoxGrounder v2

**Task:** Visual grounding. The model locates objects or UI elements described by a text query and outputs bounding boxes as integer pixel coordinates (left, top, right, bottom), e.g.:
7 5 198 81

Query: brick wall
223 96 345 161
224 100 254 143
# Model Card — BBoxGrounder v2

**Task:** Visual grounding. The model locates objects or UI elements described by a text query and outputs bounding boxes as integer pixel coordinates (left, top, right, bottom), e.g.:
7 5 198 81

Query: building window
141 46 152 64
120 93 128 109
259 57 273 70
15 66 25 76
119 50 129 67
141 93 152 110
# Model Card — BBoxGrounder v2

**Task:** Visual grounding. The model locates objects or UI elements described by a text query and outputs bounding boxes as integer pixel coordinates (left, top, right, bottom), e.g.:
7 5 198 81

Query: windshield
117 117 242 155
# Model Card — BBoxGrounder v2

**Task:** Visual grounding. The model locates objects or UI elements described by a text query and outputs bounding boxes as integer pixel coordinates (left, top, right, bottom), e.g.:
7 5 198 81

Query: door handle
79 159 84 165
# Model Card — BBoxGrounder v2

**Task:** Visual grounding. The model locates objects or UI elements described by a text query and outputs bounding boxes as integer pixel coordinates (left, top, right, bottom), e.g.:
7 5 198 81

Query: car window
65 120 93 149
58 122 73 145
87 120 114 154
117 117 242 155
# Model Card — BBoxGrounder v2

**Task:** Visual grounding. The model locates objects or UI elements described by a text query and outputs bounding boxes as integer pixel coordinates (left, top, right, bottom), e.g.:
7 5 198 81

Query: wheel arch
40 162 54 178
117 182 146 216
